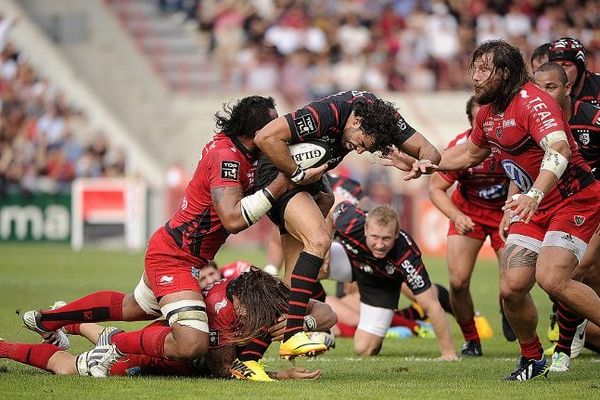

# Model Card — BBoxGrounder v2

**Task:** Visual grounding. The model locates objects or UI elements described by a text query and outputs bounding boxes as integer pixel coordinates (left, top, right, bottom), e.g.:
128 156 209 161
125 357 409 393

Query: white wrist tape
525 187 545 204
540 148 568 179
263 264 279 276
240 188 274 226
303 315 317 332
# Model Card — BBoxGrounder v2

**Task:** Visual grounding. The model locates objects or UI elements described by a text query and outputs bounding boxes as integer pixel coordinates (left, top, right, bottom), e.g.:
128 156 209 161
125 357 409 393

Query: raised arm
437 139 490 173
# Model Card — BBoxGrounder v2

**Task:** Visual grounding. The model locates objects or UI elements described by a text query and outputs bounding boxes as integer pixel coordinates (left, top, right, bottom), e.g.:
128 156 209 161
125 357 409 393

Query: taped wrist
525 187 545 204
290 167 306 183
303 315 317 332
240 188 275 226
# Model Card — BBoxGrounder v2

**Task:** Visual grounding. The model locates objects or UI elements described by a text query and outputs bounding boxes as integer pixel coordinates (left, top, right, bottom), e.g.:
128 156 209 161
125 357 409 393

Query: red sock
459 318 480 342
391 312 419 332
519 336 543 360
40 291 125 331
63 323 81 336
0 341 62 372
112 325 171 359
336 322 357 337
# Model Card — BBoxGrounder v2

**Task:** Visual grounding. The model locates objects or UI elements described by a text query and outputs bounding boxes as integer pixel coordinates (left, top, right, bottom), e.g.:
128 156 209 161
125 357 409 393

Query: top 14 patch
294 114 317 137
221 161 240 181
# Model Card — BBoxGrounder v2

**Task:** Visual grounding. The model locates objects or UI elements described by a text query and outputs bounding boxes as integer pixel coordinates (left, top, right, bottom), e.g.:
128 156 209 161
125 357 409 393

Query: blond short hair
365 205 399 232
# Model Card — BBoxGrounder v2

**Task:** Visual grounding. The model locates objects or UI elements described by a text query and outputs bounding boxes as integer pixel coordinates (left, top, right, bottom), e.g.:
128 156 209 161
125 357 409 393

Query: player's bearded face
472 53 502 105
365 222 397 258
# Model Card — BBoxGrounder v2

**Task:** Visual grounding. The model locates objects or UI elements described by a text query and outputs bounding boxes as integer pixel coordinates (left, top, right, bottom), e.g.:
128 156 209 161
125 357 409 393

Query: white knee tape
161 300 209 333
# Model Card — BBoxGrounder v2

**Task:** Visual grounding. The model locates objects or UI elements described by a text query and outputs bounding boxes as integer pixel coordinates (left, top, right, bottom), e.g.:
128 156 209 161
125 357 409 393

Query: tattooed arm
212 173 294 233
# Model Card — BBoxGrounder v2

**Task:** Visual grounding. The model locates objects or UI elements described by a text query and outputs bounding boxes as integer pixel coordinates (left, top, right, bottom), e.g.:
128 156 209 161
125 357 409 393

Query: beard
474 84 500 105
474 75 502 105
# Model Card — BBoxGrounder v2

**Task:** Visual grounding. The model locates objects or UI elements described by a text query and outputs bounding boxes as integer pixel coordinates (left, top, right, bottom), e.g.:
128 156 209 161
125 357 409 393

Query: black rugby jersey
284 90 416 170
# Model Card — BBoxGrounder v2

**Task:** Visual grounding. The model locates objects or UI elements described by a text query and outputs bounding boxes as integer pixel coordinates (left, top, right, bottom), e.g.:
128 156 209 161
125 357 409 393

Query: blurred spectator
157 0 599 96
0 18 128 196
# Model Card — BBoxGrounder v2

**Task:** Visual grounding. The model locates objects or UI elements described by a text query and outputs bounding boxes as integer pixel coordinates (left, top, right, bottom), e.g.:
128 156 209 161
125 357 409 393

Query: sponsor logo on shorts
221 161 240 181
159 275 174 285
574 215 585 226
561 233 575 243
294 114 317 137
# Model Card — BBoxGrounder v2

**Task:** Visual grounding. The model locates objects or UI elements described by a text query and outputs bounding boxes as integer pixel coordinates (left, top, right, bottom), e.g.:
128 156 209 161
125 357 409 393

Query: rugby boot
309 331 336 349
22 309 70 350
279 331 328 360
230 359 274 382
570 319 588 358
414 321 436 339
549 351 570 373
96 326 124 346
503 356 549 381
547 311 559 342
460 340 483 357
544 343 556 357
88 343 124 378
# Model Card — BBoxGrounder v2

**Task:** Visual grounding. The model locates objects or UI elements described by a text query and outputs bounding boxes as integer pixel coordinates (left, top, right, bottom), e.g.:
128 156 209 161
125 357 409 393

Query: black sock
434 284 453 315
555 301 584 356
283 251 323 341
311 281 326 303
238 330 272 362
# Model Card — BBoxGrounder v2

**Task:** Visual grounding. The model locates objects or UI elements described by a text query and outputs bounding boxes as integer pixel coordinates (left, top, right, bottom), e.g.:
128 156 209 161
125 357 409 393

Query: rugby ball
288 140 331 169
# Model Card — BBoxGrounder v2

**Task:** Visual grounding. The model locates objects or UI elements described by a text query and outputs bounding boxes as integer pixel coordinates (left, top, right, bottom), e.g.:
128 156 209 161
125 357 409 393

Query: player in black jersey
254 90 440 360
324 202 457 359
549 37 600 107
534 61 600 372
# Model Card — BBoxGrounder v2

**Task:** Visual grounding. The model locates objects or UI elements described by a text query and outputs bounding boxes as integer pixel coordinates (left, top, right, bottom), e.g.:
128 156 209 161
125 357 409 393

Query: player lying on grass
10 268 335 381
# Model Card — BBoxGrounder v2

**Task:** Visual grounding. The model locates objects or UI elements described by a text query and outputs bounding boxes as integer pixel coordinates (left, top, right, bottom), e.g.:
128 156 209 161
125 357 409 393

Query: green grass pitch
0 244 599 399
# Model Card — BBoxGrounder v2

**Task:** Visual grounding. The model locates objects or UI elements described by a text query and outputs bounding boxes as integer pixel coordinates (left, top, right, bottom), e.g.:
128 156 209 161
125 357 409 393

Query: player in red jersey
322 202 457 359
549 37 600 107
396 40 600 380
20 96 300 376
533 61 600 371
3 268 334 381
253 90 440 361
429 97 512 356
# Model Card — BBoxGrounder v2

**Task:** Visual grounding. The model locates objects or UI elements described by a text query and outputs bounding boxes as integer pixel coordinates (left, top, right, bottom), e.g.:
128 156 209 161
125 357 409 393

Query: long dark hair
353 98 405 157
226 266 289 344
470 40 531 113
214 96 276 138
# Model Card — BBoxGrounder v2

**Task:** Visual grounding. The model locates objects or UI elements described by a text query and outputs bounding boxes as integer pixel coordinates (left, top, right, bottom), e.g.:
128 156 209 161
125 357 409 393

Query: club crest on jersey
221 161 240 181
495 126 502 138
385 262 395 275
294 114 317 137
579 132 590 145
574 215 585 226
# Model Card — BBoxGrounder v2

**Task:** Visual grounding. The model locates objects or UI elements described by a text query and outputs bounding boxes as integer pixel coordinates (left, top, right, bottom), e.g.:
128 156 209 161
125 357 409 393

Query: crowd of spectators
159 0 600 108
0 15 127 197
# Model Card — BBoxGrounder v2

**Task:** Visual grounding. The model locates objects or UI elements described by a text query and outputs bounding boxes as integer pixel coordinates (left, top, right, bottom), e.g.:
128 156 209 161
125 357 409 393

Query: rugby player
4 268 334 381
21 96 301 376
253 90 441 363
415 40 600 381
428 96 512 356
532 61 600 372
324 202 457 359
